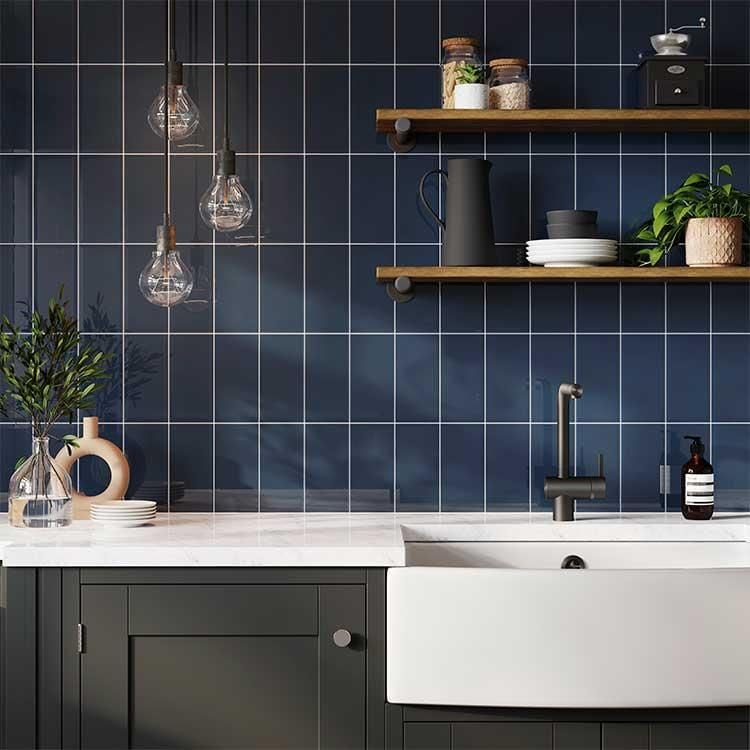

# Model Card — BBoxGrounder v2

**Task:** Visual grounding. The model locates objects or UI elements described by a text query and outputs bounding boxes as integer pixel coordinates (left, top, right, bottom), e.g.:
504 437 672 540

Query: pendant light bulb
139 224 194 307
199 150 253 233
148 82 200 141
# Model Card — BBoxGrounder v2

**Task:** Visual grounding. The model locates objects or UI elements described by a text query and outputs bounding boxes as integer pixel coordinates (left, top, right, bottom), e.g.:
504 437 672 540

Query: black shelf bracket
386 275 415 303
386 117 416 153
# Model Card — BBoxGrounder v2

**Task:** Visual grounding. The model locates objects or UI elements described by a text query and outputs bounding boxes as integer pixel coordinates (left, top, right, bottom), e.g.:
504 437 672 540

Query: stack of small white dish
90 500 156 527
526 239 618 267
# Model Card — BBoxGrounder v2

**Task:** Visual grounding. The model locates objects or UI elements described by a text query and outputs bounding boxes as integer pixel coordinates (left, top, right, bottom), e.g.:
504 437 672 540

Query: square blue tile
35 0 75 62
575 423 620 513
396 424 439 512
124 156 160 243
215 424 259 512
35 245 76 312
621 0 662 63
486 335 529 422
667 283 709 332
260 0 303 63
35 67 76 152
621 334 664 422
170 425 213 512
351 335 393 421
79 0 121 63
260 156 303 243
171 335 212 422
489 155 530 245
124 335 167 422
260 424 303 511
306 67 348 152
576 335 619 422
80 245 122 330
575 156 620 239
487 284 529 333
35 156 76 243
532 0 574 63
441 424 484 511
78 69 121 155
530 66 575 108
396 334 438 422
396 245 439 333
260 335 303 422
124 424 167 501
621 424 665 512
306 245 348 333
0 1 31 63
713 334 750 422
487 0 528 60
351 1 393 63
79 333 123 423
1 66 31 152
216 68 258 154
712 424 750 512
621 283 664 332
530 157 575 240
351 424 393 511
442 334 484 422
306 0 349 62
531 335 574 421
260 245 303 332
80 156 121 244
0 245 31 327
306 156 348 243
0 157 31 243
215 335 258 422
169 156 214 245
306 334 348 422
713 283 750 332
396 0 438 64
713 0 750 64
621 155 666 239
351 156 393 243
260 67 303 153
351 66 392 153
350 245 392 333
576 0 620 63
531 284 573 332
577 284 620 333
666 334 709 422
215 244 259 333
305 423 348 512
486 424 530 511
441 284 484 333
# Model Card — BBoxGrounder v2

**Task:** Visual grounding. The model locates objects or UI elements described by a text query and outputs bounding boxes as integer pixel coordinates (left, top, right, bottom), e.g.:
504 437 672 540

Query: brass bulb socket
156 223 177 254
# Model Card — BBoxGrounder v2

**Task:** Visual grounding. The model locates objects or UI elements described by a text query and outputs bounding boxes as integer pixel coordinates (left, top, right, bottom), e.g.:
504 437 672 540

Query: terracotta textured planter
685 217 743 266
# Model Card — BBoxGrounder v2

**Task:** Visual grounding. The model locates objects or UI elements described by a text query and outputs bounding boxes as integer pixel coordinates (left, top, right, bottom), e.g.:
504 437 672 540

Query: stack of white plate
526 239 618 267
90 500 156 527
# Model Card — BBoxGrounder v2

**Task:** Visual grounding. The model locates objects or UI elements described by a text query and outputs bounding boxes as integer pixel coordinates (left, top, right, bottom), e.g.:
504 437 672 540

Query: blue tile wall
0 0 748 513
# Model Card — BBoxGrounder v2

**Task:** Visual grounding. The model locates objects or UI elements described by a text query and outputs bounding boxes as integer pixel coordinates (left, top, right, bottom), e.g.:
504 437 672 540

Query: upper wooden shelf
377 265 750 284
376 108 750 135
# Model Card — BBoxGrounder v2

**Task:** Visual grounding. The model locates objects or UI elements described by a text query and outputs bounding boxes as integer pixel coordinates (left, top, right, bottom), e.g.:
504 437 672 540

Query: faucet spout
544 382 606 522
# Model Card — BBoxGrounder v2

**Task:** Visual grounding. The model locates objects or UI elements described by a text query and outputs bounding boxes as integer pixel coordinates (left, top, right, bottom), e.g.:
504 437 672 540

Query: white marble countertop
0 512 748 567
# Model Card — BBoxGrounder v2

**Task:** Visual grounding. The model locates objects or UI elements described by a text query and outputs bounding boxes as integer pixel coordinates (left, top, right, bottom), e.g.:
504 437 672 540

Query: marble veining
0 512 748 567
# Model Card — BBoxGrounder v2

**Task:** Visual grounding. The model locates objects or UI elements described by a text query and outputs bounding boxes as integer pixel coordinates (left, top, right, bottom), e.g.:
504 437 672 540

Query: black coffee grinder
637 17 708 108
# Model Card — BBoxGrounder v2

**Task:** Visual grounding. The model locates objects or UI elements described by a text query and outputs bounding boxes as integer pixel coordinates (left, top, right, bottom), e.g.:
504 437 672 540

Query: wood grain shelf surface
376 108 750 133
376 266 750 283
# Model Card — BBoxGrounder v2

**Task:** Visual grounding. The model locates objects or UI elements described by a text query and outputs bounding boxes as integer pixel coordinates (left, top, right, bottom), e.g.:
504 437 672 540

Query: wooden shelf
376 108 750 135
376 266 750 284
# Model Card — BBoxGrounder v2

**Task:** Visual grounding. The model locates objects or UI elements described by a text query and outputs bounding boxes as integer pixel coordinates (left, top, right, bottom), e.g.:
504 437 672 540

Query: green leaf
636 226 656 241
652 200 669 220
635 247 665 266
683 172 709 186
718 164 733 177
673 204 692 224
653 211 671 238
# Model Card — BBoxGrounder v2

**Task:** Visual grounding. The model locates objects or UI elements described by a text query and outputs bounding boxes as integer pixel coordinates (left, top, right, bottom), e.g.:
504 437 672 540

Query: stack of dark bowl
546 210 598 239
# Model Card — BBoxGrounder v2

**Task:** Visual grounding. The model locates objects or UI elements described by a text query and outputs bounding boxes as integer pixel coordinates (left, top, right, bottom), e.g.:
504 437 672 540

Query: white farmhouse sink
387 540 750 709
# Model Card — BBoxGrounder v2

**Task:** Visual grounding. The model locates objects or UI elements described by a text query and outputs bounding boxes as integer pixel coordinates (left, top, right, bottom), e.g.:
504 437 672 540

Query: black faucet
543 383 606 522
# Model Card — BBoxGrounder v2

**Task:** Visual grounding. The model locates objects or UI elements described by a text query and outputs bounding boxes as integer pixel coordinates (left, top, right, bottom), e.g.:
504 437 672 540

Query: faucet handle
597 453 604 477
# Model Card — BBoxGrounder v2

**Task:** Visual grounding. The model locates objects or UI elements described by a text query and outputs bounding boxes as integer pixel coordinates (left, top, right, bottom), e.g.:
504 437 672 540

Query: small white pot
685 217 743 266
454 83 488 110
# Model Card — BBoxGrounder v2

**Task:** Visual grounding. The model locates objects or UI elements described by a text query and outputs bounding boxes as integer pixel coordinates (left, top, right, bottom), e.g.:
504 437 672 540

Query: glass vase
8 436 73 528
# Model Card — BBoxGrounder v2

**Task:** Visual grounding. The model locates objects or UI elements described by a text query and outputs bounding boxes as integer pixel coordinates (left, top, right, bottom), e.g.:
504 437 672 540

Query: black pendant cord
169 0 177 62
223 0 230 150
164 0 170 225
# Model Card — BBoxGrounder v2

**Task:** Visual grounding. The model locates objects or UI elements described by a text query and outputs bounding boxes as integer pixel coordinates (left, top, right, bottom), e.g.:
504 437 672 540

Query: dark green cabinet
80 582 366 749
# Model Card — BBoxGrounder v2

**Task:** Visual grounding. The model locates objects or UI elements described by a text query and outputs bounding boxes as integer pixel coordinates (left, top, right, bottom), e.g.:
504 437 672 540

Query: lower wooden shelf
376 265 750 284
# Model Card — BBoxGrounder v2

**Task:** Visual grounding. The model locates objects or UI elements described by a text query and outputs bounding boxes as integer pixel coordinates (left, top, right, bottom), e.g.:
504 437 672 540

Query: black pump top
684 435 705 456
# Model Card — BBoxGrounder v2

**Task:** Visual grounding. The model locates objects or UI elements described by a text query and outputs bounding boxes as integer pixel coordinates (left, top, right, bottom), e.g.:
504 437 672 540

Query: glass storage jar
442 37 482 109
488 58 530 109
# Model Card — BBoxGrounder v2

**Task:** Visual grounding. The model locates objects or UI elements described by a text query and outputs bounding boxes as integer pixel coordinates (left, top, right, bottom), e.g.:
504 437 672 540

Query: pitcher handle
418 169 447 231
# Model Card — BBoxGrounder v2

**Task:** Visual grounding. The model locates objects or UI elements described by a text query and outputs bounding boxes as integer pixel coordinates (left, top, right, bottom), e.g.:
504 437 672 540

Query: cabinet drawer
128 585 318 635
654 80 701 106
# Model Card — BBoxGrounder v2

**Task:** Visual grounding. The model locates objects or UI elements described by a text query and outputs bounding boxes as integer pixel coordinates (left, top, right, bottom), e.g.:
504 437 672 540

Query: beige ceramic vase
685 217 743 266
54 417 130 520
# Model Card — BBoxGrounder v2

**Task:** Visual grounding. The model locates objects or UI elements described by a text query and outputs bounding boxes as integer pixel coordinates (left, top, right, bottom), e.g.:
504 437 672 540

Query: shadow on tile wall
0 0 748 513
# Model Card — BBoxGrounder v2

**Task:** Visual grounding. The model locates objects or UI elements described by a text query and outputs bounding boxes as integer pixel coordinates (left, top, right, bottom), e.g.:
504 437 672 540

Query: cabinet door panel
404 722 451 750
452 722 553 749
650 722 748 750
80 585 128 750
130 636 318 749
554 723 600 749
129 584 318 635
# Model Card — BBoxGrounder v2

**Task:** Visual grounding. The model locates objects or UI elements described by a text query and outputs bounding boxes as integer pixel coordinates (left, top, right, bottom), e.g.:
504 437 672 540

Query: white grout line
256 0 262 512
437 0 442 513
392 0 398 512
121 0 126 467
302 0 307 512
347 0 352 512
211 0 217 512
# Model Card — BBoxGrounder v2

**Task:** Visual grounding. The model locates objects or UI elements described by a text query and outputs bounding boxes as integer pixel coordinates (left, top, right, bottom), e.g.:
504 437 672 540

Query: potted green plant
454 63 488 110
635 164 750 266
0 290 111 528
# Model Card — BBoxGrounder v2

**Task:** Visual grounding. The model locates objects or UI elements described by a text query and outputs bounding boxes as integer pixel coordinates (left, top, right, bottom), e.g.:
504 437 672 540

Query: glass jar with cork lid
488 58 530 109
442 37 482 109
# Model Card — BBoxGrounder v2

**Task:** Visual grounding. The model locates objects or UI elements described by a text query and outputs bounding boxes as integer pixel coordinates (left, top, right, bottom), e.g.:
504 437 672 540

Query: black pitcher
419 158 496 266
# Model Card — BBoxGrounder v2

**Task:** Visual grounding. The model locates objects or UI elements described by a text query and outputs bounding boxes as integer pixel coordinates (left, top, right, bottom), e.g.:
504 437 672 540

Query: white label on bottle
685 473 714 505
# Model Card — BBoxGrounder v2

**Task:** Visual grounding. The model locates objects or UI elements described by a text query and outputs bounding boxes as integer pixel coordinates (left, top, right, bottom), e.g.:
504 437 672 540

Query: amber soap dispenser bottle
681 435 714 520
